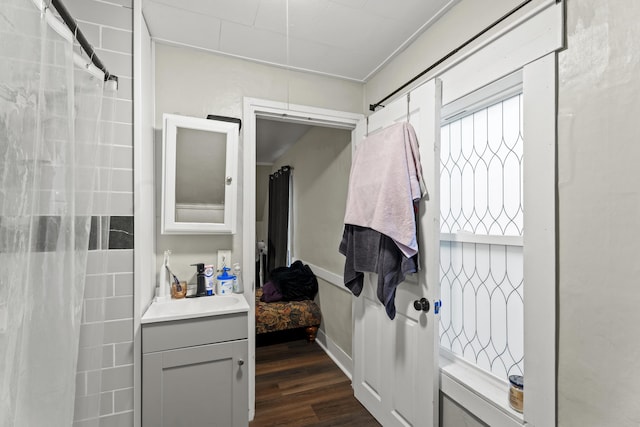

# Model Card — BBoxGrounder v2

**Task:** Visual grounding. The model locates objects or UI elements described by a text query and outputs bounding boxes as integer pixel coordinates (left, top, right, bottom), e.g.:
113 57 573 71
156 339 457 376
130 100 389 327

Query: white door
351 79 441 427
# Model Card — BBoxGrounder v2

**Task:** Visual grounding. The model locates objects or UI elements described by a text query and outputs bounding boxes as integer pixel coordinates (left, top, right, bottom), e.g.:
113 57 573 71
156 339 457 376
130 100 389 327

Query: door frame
242 97 363 420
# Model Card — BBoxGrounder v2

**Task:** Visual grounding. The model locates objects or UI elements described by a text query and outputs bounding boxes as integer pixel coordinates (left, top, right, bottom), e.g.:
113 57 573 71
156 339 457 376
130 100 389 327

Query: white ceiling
143 0 459 163
142 0 459 82
256 118 312 164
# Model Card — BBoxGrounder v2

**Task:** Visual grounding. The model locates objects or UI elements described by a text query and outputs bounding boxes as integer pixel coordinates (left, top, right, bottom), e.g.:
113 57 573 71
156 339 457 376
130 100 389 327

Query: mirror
161 114 239 234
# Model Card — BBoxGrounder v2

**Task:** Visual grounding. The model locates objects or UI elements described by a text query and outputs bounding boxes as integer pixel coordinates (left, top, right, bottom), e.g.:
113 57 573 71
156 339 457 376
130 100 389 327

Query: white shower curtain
0 0 115 425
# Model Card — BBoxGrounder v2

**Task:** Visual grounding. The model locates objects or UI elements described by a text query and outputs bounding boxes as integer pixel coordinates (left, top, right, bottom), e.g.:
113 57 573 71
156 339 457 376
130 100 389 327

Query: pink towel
343 122 427 257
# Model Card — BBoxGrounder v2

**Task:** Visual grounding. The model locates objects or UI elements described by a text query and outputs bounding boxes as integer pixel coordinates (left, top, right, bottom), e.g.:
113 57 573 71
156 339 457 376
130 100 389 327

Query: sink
141 294 249 324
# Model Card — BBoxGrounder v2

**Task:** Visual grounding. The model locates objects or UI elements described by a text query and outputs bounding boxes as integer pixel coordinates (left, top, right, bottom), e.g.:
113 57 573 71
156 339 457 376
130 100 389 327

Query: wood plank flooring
250 337 381 427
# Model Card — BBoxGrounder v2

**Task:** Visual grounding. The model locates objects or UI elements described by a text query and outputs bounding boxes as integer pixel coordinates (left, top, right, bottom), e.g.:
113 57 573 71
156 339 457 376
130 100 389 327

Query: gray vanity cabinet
142 313 248 427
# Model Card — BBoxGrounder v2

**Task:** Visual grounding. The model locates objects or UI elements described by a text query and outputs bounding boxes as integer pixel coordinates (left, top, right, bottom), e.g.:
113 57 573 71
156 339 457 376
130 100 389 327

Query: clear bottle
232 263 243 293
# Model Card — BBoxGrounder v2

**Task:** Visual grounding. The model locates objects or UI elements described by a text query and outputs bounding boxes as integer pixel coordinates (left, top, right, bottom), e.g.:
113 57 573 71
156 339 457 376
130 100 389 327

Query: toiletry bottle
204 264 215 296
191 263 207 297
232 263 243 293
217 266 235 295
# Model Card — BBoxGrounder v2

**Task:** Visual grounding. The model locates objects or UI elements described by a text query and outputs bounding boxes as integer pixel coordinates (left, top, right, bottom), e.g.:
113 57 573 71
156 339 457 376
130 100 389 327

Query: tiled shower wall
65 0 135 425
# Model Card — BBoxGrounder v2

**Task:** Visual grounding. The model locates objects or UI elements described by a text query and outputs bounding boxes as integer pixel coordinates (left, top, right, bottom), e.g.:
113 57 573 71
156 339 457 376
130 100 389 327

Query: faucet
191 263 207 297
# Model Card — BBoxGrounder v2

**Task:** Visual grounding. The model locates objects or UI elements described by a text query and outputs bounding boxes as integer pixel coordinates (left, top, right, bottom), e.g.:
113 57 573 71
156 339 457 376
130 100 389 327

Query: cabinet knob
226 176 233 185
237 359 244 366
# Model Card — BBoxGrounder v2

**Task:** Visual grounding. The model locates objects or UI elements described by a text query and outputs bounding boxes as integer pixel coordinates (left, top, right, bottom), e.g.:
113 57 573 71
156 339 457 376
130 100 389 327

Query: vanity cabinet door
142 339 248 427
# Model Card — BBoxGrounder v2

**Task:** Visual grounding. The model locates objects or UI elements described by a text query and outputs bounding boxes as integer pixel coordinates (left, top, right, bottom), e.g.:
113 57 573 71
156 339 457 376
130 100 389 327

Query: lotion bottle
232 263 243 293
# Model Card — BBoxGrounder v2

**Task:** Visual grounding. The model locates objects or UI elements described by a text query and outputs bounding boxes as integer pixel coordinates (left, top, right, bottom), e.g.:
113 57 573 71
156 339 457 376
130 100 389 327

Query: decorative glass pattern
439 93 524 380
440 94 523 236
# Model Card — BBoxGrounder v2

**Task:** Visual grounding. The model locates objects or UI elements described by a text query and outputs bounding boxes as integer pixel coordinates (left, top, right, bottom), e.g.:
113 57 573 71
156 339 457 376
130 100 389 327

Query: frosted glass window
439 93 524 380
440 94 523 236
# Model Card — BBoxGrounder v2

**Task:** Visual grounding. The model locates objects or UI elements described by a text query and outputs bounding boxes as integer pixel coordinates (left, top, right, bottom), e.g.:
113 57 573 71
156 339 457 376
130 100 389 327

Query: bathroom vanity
141 295 249 427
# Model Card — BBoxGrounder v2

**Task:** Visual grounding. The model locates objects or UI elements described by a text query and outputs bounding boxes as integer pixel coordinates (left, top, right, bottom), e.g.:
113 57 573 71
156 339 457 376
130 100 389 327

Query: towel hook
406 92 411 123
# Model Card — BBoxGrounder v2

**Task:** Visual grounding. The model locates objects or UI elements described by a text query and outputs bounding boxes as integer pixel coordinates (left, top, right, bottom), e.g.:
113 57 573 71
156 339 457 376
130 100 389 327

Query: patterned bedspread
255 288 322 334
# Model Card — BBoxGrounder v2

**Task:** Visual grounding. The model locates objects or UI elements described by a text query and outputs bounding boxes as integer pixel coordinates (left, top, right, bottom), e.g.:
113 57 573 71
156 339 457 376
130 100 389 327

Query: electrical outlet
217 250 231 272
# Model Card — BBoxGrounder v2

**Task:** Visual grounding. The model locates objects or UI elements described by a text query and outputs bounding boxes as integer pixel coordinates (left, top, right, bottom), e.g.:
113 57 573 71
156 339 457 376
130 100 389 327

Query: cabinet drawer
142 312 248 353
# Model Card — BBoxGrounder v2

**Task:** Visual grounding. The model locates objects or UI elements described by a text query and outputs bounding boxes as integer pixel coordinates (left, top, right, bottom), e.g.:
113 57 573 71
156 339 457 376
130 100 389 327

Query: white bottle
204 264 215 296
232 263 243 293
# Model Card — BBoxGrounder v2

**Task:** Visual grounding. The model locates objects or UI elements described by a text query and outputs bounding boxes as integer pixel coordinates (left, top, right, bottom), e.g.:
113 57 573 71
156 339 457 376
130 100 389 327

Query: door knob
413 297 430 312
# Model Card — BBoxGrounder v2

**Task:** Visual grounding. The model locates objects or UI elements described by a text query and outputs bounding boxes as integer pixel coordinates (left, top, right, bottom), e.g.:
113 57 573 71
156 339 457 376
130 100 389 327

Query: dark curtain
267 166 291 281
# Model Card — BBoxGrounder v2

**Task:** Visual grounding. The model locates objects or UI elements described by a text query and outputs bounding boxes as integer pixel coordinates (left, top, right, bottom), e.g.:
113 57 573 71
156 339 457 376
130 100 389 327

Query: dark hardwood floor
250 334 381 427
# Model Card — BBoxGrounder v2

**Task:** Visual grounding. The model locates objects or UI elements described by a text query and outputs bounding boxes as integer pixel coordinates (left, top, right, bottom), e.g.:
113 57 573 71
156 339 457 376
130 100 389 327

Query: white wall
557 1 640 425
152 43 363 290
270 126 353 356
366 0 640 425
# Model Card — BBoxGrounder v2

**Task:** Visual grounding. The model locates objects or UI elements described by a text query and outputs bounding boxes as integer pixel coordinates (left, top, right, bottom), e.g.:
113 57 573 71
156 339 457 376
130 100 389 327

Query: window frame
439 72 526 380
428 1 561 426
438 50 556 427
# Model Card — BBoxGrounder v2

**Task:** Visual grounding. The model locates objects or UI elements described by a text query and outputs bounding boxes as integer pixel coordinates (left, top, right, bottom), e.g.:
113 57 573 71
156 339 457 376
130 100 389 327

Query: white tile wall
66 0 134 424
114 77 133 101
66 0 132 30
102 28 133 54
103 319 134 344
111 122 134 146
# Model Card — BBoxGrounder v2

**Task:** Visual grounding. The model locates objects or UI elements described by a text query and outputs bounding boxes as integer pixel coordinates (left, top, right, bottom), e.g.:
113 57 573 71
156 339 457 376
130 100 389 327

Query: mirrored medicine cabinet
161 113 239 234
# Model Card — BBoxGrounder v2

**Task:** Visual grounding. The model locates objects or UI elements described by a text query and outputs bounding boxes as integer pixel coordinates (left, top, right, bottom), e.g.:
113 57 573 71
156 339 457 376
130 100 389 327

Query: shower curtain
267 166 292 276
0 1 115 425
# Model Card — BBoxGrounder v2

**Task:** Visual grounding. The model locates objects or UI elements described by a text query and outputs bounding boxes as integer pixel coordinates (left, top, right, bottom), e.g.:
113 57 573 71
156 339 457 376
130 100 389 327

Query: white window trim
441 350 524 427
430 1 561 426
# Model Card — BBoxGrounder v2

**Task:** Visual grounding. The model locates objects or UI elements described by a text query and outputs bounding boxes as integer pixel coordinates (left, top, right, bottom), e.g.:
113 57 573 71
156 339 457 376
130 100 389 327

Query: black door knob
413 297 430 312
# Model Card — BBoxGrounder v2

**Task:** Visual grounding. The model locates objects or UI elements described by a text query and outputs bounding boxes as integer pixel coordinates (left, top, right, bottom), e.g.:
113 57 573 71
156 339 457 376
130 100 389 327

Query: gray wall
65 0 135 426
557 1 640 425
440 394 487 427
270 126 353 356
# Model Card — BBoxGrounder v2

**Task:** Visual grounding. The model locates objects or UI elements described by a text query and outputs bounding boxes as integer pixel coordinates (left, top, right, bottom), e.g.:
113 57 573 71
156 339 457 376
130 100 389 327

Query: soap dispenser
217 266 235 295
190 263 207 297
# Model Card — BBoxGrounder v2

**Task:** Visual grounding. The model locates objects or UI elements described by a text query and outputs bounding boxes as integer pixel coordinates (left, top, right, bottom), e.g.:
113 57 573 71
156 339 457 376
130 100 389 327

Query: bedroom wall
270 126 354 356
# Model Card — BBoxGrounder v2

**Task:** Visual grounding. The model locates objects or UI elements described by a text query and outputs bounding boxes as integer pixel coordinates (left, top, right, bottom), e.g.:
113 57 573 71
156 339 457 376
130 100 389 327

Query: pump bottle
233 263 243 293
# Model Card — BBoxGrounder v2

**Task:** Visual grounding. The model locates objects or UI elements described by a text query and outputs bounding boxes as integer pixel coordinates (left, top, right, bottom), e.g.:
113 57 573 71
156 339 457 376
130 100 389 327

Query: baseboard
315 328 353 380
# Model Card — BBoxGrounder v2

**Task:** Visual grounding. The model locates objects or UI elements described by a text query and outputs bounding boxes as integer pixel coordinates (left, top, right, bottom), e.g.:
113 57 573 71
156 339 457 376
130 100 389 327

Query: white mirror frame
161 113 239 234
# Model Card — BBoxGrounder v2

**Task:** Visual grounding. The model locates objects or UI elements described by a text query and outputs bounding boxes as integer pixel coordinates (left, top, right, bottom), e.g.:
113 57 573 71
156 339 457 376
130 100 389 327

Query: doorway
243 98 363 420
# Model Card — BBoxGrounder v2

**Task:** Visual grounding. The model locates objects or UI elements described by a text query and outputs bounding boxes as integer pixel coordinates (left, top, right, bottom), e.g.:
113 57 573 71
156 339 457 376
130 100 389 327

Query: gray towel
339 225 418 319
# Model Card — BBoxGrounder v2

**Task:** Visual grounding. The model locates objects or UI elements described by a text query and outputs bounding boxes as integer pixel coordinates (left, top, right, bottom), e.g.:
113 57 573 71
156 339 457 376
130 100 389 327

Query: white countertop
141 294 249 324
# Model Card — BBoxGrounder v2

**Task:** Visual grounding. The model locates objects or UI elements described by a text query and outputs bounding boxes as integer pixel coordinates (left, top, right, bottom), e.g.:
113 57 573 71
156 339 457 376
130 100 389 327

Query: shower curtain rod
50 0 118 83
369 0 544 112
